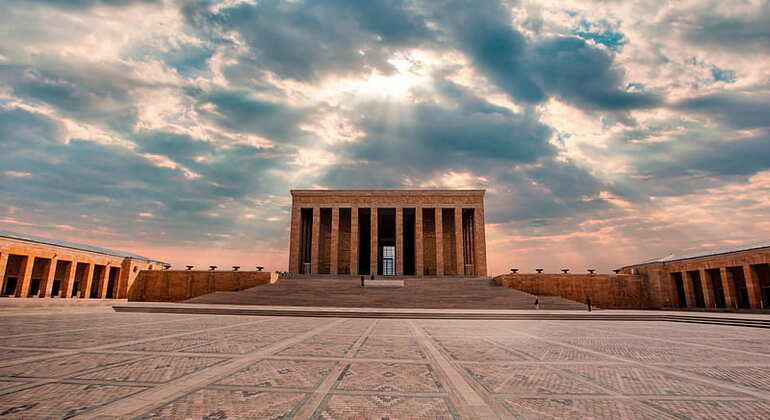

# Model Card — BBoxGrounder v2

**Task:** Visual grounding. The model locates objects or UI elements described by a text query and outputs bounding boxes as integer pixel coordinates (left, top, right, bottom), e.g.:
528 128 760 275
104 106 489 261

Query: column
370 208 378 276
61 261 77 299
330 207 339 275
474 206 488 276
744 265 763 309
396 207 403 275
415 207 424 277
699 268 715 308
98 265 110 298
0 253 8 296
81 263 95 298
454 207 464 276
435 208 444 276
350 207 359 275
720 267 737 308
41 258 58 297
16 256 34 297
310 207 321 275
288 206 301 273
682 271 696 307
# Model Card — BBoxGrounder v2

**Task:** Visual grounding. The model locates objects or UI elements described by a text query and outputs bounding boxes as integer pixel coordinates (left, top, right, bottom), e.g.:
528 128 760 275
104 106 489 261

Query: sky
1 0 769 274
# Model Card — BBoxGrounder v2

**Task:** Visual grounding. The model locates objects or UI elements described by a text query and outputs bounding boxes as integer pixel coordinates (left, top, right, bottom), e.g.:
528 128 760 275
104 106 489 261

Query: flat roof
0 230 164 263
291 189 485 196
624 240 770 267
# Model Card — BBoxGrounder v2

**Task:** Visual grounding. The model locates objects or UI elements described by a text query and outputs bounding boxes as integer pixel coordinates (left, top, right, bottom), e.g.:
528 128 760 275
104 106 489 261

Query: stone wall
128 270 274 302
495 273 649 309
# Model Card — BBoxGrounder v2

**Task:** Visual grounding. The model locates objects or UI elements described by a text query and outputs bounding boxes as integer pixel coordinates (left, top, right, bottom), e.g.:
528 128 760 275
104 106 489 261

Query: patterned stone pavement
0 310 768 419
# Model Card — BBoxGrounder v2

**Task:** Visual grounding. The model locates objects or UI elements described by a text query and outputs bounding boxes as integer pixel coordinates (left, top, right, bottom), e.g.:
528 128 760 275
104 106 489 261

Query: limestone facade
128 270 274 302
288 189 487 276
0 232 163 299
621 245 770 310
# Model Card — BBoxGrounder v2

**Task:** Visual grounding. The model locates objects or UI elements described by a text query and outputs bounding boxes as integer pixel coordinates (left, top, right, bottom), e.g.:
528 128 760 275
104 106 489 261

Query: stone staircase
183 276 587 310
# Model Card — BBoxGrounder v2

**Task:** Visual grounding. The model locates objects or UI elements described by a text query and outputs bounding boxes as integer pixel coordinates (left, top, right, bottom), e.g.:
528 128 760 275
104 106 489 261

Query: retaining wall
128 270 274 302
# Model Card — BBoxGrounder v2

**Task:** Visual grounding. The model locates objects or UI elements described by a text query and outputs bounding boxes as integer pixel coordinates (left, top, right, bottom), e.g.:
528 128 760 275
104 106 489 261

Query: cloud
674 93 770 129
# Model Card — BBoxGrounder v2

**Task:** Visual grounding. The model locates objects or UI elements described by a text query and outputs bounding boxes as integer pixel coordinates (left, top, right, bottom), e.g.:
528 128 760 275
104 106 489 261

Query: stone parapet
128 270 274 302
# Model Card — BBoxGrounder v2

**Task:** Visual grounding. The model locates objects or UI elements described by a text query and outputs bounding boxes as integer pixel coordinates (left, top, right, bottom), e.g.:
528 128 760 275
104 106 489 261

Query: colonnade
669 263 770 309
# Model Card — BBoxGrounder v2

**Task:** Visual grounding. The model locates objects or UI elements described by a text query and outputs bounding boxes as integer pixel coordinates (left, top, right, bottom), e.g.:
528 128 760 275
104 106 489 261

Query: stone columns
81 263 95 298
415 207 424 277
370 208 378 276
16 256 34 297
435 208 444 276
41 258 58 297
699 268 715 308
61 261 77 298
0 253 8 295
98 266 110 298
744 265 763 309
288 206 301 274
720 267 737 308
454 207 464 276
310 207 321 275
350 208 359 275
396 207 403 275
682 271 696 307
474 207 488 276
330 208 339 275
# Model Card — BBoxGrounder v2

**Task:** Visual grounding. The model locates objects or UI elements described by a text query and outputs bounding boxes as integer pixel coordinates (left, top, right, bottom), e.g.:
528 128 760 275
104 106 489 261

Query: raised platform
179 276 587 310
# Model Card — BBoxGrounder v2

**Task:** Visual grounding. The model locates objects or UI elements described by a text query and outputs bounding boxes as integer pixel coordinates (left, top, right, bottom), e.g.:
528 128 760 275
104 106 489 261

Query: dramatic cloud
1 0 768 272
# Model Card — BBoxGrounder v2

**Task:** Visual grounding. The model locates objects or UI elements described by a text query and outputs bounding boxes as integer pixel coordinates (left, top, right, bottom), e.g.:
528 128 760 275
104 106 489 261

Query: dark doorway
2 255 26 296
319 208 332 274
29 257 51 297
687 271 705 307
377 208 396 275
671 272 687 307
3 277 17 296
358 208 371 275
90 265 105 298
422 208 436 275
750 263 770 309
706 268 725 308
403 208 415 275
727 266 750 309
106 267 120 298
338 208 351 274
73 262 89 297
299 208 313 274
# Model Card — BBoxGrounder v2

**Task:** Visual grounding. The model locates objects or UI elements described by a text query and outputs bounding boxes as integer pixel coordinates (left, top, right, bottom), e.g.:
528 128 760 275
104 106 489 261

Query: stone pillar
350 207 359 275
98 265 110 298
41 258 58 297
16 256 34 297
435 208 444 276
454 207 464 276
330 207 339 275
699 268 715 308
61 261 77 299
288 206 301 274
473 207 487 276
744 265 763 309
0 253 8 296
720 267 737 308
415 207 424 277
81 263 95 298
310 207 321 275
370 208 378 276
682 271 696 307
396 207 403 275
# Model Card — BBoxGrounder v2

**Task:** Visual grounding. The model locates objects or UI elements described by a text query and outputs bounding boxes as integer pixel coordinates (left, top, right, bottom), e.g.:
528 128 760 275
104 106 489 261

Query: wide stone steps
182 276 587 310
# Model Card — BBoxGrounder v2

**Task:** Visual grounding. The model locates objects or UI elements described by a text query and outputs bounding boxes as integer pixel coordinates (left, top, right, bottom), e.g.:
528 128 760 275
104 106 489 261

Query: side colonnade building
0 231 164 299
288 189 488 277
621 242 770 310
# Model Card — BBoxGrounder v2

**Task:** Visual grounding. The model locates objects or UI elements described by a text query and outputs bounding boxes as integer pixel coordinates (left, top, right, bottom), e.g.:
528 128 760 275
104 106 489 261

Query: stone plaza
0 306 769 419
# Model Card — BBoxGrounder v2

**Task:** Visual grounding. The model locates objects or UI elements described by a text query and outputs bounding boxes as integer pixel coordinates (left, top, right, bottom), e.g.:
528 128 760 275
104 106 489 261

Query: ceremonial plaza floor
0 305 769 419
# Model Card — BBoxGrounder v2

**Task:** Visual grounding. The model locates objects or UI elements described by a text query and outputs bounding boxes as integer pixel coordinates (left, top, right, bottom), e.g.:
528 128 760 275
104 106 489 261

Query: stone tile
115 337 214 352
181 339 272 354
0 352 140 378
0 349 53 362
303 334 361 345
335 362 444 393
465 364 604 395
562 338 770 364
354 343 427 360
216 359 336 389
490 337 606 361
0 382 146 418
0 380 30 392
670 365 770 392
560 365 741 396
433 337 528 362
277 342 353 357
499 397 672 420
312 394 458 419
136 389 308 419
644 399 770 419
2 331 139 349
73 355 226 383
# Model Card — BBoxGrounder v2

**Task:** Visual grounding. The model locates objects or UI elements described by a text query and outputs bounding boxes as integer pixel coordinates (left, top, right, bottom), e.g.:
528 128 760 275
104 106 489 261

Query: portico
288 190 487 276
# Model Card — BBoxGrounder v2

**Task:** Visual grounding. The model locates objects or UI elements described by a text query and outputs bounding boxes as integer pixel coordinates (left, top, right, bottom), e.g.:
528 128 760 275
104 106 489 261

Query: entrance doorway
382 246 395 276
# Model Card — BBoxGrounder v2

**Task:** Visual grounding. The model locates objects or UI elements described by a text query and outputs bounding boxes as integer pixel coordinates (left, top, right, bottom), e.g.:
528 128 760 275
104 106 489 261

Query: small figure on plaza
533 296 539 310
587 296 592 312
360 275 365 287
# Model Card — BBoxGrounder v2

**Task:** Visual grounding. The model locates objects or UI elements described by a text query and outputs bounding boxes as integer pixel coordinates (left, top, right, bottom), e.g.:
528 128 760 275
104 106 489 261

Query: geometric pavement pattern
0 310 768 418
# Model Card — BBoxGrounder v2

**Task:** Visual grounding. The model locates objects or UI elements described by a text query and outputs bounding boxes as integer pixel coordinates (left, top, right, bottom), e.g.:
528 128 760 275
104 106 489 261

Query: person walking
534 296 539 310
360 275 365 287
586 296 592 312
